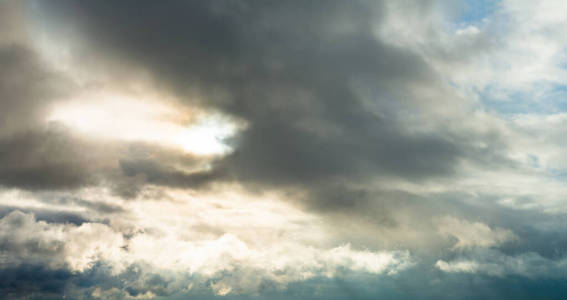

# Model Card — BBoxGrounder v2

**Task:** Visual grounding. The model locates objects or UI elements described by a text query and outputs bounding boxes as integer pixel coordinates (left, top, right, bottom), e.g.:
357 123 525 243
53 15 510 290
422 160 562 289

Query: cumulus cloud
0 210 124 271
0 209 412 297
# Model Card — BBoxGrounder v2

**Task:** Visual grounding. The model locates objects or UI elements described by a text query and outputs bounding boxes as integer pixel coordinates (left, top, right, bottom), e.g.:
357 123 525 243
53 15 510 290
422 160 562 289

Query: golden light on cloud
48 92 242 156
0 186 412 292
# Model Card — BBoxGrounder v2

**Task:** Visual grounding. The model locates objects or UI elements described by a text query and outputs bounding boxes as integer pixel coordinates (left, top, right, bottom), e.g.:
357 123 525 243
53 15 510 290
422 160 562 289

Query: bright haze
2 1 567 299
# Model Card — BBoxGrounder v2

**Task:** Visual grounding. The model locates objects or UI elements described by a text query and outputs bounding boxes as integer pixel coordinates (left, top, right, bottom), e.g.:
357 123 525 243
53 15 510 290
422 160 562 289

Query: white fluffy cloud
0 210 125 272
0 187 414 295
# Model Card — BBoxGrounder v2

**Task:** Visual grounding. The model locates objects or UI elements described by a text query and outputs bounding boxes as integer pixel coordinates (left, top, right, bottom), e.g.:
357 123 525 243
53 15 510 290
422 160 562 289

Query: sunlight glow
48 93 241 156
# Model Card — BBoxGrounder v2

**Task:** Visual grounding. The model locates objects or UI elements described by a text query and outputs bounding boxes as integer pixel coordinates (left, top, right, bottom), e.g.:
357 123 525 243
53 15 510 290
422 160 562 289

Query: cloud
0 210 125 272
33 0 516 194
436 260 481 274
437 216 518 249
1 0 567 299
0 202 413 297
19 5 537 266
436 250 567 278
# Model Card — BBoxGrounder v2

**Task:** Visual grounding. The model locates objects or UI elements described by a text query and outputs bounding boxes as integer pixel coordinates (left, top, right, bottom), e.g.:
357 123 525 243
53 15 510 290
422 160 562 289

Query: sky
2 0 567 299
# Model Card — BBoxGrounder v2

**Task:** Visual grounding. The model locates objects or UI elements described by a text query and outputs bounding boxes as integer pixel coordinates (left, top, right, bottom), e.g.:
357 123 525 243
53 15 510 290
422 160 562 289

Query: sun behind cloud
48 92 243 156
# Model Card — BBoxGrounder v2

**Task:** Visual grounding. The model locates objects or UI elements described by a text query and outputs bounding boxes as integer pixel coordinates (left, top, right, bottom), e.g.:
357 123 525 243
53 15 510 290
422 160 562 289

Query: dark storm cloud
0 127 97 190
109 142 219 198
119 157 224 189
26 3 528 273
0 1 210 194
0 0 519 218
0 122 215 194
0 44 69 135
0 42 211 193
36 0 515 196
0 9 91 191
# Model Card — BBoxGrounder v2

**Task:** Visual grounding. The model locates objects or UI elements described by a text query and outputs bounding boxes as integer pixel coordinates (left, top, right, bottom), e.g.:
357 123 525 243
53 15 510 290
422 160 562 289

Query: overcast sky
2 0 567 299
